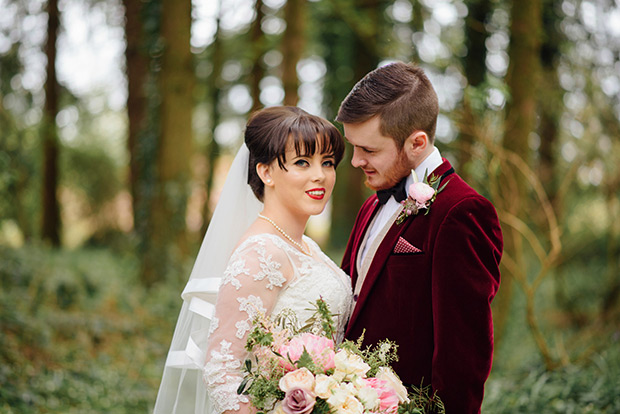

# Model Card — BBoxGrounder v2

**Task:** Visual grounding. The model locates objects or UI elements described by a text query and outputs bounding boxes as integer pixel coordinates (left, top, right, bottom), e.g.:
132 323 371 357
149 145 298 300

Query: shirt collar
405 146 443 194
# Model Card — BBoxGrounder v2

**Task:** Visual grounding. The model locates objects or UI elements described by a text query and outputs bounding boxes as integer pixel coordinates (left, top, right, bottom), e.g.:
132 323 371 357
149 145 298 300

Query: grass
1 243 618 413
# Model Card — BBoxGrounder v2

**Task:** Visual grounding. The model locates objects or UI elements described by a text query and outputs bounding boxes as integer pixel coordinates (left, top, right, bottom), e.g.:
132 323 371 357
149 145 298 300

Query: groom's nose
351 148 366 168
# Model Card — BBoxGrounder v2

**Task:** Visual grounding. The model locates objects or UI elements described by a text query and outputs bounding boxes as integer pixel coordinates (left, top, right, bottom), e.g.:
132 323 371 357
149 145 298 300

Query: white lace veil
153 143 262 414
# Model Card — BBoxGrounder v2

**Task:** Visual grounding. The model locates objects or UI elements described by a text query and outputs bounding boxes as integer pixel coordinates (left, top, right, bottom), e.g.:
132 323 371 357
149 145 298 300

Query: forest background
1 0 619 412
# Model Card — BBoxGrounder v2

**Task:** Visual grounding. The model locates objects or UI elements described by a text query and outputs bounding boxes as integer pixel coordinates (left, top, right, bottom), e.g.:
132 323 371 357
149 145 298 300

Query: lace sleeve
203 236 292 414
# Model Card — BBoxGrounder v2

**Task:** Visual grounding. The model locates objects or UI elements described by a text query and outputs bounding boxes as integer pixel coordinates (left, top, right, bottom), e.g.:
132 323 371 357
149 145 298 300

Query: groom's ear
404 131 429 159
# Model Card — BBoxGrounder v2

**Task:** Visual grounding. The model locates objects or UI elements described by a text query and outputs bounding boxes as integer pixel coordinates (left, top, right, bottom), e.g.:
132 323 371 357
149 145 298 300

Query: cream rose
279 367 315 393
333 350 371 382
375 367 410 403
314 374 338 399
326 382 357 406
331 394 365 414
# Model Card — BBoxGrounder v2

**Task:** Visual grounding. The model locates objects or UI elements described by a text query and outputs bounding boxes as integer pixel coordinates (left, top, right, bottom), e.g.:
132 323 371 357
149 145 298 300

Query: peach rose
279 367 315 393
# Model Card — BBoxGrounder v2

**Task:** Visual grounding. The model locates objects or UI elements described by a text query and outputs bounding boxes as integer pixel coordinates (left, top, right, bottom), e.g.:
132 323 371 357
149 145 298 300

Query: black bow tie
376 177 408 205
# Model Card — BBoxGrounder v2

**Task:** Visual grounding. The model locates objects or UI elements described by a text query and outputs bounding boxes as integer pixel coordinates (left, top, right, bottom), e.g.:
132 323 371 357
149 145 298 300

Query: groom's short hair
336 61 439 149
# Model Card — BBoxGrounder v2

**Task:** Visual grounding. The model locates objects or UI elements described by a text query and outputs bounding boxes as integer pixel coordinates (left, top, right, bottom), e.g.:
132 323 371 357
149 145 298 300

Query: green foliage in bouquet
238 298 444 414
398 383 445 414
339 331 399 377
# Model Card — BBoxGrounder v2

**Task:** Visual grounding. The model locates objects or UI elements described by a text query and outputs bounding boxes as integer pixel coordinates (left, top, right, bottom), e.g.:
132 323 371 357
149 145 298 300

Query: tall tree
200 2 224 237
141 0 194 286
458 0 492 180
123 0 149 229
41 0 61 246
281 0 306 106
537 0 563 212
249 0 265 112
320 0 385 250
493 0 542 345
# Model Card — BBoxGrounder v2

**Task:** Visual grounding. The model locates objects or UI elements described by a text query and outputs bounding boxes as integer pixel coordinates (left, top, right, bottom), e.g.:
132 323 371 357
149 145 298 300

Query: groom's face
343 116 411 191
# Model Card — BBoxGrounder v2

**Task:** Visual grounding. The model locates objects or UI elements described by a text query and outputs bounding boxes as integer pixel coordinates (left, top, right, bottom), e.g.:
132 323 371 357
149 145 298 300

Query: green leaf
296 348 318 372
237 376 250 395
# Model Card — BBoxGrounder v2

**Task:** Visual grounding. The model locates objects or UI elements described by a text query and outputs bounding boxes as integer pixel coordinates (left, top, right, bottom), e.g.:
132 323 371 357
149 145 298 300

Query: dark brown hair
245 106 345 201
336 62 439 148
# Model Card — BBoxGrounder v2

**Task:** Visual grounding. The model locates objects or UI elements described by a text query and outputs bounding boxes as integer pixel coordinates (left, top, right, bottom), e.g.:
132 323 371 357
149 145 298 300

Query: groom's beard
364 149 411 191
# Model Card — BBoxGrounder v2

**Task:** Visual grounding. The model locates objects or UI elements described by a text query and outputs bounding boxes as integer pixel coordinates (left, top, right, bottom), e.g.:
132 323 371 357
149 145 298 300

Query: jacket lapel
346 160 455 332
348 196 381 289
347 208 415 332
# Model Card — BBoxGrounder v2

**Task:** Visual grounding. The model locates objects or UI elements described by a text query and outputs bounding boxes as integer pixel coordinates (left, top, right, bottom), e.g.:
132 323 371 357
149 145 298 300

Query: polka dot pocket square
393 236 423 254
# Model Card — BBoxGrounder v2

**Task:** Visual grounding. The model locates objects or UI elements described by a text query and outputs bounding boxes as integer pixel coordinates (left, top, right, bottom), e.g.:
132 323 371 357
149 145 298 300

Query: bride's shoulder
233 233 291 256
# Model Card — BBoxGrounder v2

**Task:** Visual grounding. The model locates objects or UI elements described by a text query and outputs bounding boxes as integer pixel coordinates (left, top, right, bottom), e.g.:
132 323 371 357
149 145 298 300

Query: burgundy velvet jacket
342 160 503 414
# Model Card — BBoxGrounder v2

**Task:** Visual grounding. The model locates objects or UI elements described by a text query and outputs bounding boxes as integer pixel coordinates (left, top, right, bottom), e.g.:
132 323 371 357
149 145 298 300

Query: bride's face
266 140 337 218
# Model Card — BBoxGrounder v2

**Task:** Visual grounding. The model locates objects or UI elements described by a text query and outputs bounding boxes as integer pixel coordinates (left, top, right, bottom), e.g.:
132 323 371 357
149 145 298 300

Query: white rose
279 367 315 393
326 382 357 406
333 350 370 382
314 374 338 399
375 367 410 403
355 384 380 410
327 384 364 414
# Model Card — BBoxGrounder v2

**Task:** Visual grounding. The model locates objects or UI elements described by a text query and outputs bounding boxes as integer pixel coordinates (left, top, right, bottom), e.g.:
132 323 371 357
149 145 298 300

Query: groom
337 62 503 413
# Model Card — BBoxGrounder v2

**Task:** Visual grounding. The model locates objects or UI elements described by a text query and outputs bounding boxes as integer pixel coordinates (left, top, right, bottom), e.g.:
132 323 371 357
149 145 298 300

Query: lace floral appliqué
221 256 250 290
253 243 286 289
235 295 266 339
203 340 249 413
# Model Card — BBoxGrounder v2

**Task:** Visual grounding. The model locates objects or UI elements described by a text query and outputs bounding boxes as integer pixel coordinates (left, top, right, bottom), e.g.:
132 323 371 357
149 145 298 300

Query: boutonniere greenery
396 169 450 225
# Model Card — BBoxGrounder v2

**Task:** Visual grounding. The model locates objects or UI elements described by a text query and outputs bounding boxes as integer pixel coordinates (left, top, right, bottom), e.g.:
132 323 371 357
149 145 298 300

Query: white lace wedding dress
203 233 353 414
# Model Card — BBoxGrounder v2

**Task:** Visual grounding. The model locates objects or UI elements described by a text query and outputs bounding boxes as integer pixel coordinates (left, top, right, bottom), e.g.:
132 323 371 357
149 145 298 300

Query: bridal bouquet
238 300 444 414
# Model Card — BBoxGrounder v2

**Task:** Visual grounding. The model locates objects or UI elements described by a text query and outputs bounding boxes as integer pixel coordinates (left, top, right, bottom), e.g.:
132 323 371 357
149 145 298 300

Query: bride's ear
256 163 274 187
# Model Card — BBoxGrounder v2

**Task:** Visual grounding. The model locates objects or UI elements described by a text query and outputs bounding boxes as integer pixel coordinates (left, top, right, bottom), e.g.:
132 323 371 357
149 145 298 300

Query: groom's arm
430 195 503 413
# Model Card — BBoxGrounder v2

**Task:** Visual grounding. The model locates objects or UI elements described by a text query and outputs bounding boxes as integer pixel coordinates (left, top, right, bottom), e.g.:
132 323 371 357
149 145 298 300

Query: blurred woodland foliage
1 0 619 412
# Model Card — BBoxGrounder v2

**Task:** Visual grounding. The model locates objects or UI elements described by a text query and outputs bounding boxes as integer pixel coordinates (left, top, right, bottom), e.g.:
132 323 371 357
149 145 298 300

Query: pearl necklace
257 214 312 256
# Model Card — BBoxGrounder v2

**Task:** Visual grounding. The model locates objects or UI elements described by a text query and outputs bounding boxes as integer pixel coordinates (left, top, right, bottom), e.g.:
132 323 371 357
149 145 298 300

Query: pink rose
278 333 336 372
282 388 316 414
360 378 400 413
408 182 435 209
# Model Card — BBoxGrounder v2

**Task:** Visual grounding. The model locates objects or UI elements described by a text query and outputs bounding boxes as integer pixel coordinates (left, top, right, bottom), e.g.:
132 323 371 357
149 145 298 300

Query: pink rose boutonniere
396 169 449 225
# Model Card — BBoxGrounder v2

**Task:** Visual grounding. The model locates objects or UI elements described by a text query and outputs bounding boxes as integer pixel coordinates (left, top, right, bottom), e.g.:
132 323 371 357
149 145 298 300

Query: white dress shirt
358 146 443 266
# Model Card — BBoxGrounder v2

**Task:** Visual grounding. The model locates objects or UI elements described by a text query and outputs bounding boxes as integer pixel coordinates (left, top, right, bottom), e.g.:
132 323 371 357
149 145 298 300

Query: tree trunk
281 0 306 106
329 0 382 251
249 0 265 112
201 5 223 238
493 0 542 346
123 0 149 229
141 0 194 286
537 0 562 215
410 0 425 63
457 0 491 180
41 0 61 246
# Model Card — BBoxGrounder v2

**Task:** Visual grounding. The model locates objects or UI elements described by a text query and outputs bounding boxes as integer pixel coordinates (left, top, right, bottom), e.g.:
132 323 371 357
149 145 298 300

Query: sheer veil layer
153 143 262 414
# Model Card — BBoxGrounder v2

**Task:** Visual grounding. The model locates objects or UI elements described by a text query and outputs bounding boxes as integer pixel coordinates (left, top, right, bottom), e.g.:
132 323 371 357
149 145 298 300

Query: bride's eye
322 159 335 168
294 159 309 167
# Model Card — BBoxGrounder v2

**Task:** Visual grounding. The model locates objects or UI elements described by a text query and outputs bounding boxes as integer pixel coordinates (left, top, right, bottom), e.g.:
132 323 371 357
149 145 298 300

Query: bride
153 106 353 414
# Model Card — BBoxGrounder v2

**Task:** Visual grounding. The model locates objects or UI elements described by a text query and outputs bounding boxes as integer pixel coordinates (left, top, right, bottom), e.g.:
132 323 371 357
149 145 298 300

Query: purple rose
282 388 316 414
